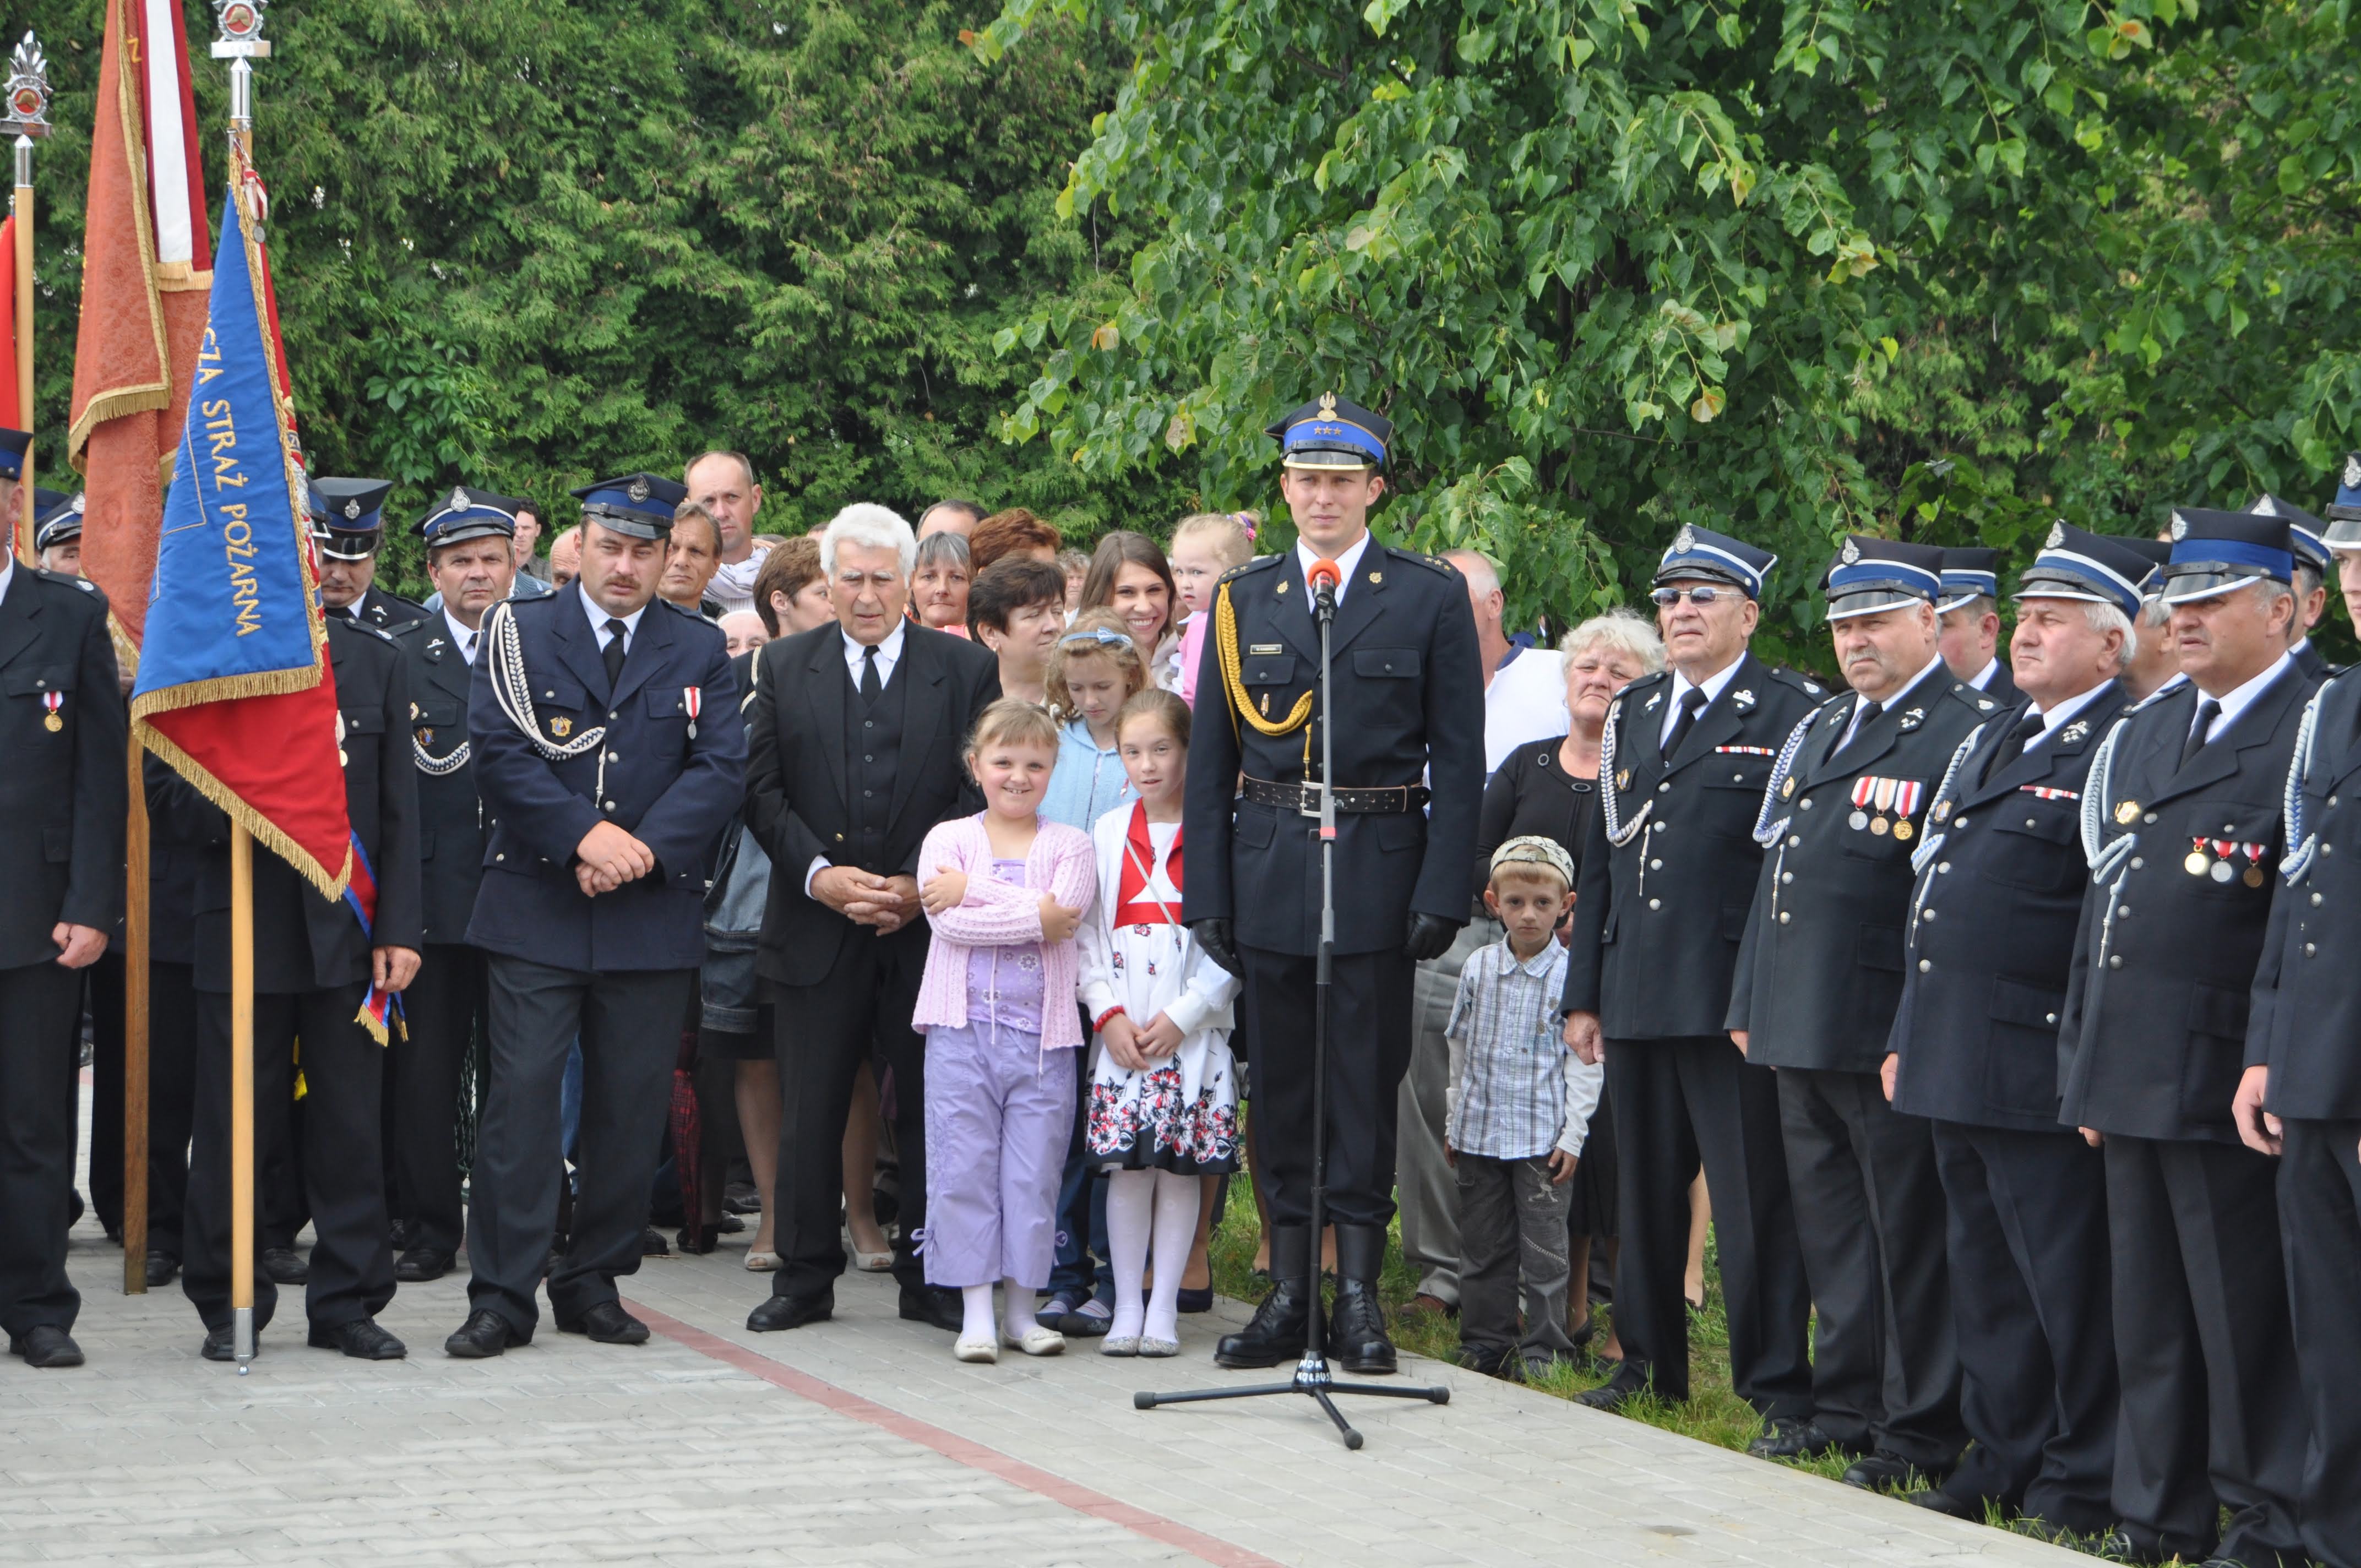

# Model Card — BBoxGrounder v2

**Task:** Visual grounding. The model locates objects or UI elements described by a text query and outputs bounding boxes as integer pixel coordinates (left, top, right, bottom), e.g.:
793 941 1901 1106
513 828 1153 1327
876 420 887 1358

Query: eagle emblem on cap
2170 512 2189 541
1672 524 1695 554
449 486 469 513
627 476 651 502
2346 453 2361 488
2045 520 2065 549
342 498 362 520
1840 538 1860 565
1318 391 1338 418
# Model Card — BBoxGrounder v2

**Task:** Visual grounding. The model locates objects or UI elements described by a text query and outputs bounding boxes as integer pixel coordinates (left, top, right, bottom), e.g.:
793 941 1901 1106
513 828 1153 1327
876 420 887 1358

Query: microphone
1307 557 1341 623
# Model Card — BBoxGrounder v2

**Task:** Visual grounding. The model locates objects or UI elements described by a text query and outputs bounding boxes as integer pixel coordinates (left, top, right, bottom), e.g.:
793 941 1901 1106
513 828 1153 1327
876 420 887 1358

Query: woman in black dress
1475 607 1661 1359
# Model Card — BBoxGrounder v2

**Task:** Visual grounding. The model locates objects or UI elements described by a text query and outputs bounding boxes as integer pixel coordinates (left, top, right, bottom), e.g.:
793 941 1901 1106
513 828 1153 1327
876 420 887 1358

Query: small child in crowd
1445 836 1601 1382
1079 692 1239 1355
914 700 1099 1363
1164 511 1257 706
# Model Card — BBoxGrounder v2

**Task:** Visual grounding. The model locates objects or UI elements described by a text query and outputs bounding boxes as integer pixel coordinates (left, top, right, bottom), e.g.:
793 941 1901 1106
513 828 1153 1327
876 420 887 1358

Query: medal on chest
40 691 62 732
683 684 701 739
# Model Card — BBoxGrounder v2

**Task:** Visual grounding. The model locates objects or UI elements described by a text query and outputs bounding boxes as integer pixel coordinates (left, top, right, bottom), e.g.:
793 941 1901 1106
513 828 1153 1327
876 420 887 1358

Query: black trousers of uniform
465 957 689 1336
1931 1120 2116 1532
768 934 929 1300
184 983 395 1335
1606 1036 1812 1419
2280 1118 2361 1568
389 943 486 1256
1239 945 1413 1229
2103 1133 2306 1568
143 961 199 1263
0 961 83 1338
1777 1066 1963 1466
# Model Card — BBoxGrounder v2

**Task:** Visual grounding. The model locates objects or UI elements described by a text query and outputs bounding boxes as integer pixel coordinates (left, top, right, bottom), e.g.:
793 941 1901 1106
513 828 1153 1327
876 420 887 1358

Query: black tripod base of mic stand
1135 1352 1450 1451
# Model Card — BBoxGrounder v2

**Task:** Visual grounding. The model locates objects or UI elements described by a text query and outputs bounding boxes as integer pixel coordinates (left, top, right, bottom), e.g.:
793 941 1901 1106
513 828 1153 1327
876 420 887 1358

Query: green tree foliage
975 0 2361 668
25 0 1189 596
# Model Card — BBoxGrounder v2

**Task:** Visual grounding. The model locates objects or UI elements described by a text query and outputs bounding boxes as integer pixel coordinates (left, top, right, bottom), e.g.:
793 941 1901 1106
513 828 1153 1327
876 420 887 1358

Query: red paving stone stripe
625 1297 1291 1568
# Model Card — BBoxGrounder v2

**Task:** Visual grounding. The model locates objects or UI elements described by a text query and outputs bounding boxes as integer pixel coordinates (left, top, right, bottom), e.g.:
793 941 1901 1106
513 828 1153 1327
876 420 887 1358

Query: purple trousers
921 1022 1076 1289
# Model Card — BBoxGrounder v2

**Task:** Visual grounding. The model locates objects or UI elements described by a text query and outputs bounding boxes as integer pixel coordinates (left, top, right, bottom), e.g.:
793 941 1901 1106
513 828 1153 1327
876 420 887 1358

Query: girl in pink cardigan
915 700 1098 1363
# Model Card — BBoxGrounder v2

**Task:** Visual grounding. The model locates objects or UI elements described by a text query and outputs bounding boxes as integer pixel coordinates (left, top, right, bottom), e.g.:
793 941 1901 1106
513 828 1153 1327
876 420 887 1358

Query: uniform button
864 754 874 763
2108 954 2122 968
1648 899 1661 911
1777 911 1790 924
2143 812 2157 824
2312 892 2324 906
495 853 504 862
2025 818 2037 827
32 678 42 688
2330 796 2340 807
1788 835 1802 847
603 799 617 810
866 720 875 728
865 790 874 798
1921 908 1935 920
2305 943 2316 957
1781 872 1793 884
1650 858 1663 869
1658 782 1671 794
607 751 619 762
1955 817 1969 828
2222 823 2234 834
2130 857 2144 869
2046 1012 2057 1025
1800 798 1814 809
1733 773 1744 782
2118 906 2130 918
609 711 619 720
1936 862 1951 874
1918 959 1931 973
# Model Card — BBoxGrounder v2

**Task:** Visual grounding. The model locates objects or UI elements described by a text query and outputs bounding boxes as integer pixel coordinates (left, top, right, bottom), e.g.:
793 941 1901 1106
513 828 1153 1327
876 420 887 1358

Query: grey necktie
2179 698 2222 770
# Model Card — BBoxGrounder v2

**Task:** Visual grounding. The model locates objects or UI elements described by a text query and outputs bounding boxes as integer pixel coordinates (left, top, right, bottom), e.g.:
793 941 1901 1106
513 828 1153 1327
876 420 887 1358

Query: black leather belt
1242 776 1428 815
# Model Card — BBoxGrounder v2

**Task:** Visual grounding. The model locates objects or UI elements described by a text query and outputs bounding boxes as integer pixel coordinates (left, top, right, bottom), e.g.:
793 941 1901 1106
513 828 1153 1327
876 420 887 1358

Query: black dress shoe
309 1317 408 1360
443 1309 518 1359
640 1226 670 1257
1328 1278 1396 1375
723 1181 762 1215
259 1246 309 1284
1217 1224 1314 1368
1747 1416 1850 1461
1454 1343 1509 1377
393 1246 453 1283
200 1325 260 1362
897 1286 964 1334
747 1290 833 1332
8 1326 85 1368
1842 1451 1946 1495
144 1251 181 1288
557 1301 650 1344
1575 1367 1650 1412
2093 1529 2170 1566
1910 1486 1988 1522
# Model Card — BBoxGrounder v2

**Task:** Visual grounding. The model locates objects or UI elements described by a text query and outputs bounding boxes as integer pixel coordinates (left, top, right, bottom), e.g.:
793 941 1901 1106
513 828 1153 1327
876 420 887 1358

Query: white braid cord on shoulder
2280 675 2333 884
1597 695 1651 848
1750 709 1819 848
2078 714 2136 880
1910 722 1983 876
483 598 612 803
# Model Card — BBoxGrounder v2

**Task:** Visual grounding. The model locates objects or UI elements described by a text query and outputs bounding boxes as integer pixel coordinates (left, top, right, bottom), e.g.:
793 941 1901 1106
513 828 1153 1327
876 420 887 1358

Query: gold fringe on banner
133 717 352 904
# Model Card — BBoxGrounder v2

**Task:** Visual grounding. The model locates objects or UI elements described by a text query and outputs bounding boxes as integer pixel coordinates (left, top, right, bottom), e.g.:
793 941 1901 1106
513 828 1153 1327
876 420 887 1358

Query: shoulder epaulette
1765 666 1827 700
655 597 706 621
32 567 105 602
1947 680 2005 716
1219 555 1282 586
2122 679 2190 717
1381 545 1455 575
388 617 430 639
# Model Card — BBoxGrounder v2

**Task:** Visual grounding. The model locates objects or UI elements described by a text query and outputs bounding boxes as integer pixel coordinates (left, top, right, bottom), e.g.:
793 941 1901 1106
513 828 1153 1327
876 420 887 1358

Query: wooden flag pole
123 735 151 1293
229 822 255 1370
4 34 49 560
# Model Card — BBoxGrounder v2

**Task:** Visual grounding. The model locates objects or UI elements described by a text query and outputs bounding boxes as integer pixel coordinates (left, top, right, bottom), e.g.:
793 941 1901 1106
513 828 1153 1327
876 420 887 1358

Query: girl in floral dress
1078 690 1241 1355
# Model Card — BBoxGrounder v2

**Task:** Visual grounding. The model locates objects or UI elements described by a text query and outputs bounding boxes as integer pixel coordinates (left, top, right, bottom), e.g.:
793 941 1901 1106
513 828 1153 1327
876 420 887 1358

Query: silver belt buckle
1299 782 1325 819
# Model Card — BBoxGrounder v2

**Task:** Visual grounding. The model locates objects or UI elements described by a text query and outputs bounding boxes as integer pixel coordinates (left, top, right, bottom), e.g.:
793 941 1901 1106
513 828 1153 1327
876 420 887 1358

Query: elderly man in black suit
741 502 1000 1335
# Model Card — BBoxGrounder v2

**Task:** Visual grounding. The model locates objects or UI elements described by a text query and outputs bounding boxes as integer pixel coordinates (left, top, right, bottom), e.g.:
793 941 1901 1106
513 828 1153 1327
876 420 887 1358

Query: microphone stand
1134 561 1451 1449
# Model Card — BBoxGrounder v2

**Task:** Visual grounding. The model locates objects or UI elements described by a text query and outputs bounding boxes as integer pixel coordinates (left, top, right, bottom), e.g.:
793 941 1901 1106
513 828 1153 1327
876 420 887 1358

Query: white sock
1105 1169 1155 1341
999 1276 1040 1339
960 1283 997 1342
1145 1170 1201 1344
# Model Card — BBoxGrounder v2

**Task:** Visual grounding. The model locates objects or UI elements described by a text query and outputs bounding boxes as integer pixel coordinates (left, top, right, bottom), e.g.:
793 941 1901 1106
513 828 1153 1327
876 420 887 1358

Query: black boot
1215 1225 1312 1369
1329 1224 1396 1375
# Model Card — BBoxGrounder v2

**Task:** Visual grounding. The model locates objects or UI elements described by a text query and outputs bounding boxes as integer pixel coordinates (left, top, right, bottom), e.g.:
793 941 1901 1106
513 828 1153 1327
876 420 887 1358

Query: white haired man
739 503 1002 1335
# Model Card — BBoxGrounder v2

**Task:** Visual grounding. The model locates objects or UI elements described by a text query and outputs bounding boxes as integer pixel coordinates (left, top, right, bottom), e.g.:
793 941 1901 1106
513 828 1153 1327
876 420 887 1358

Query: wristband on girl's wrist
1094 1006 1128 1032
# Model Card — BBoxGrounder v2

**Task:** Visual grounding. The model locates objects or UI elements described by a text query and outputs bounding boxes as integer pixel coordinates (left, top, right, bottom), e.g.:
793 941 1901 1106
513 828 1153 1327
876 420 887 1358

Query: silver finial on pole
5 32 51 188
210 0 273 58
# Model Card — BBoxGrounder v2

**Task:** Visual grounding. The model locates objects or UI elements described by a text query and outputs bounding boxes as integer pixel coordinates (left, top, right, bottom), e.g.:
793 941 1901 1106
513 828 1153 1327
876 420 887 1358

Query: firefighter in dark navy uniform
312 477 429 631
1185 395 1484 1376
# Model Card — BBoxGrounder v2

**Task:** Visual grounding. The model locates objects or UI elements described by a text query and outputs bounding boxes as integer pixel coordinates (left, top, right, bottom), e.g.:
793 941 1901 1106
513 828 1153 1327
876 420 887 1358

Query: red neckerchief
1114 801 1184 925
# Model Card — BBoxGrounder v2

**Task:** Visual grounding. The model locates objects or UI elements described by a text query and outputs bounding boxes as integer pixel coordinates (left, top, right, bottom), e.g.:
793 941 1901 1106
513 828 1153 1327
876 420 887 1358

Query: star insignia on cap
1840 538 1860 565
628 476 651 502
342 498 362 520
1672 524 1696 554
2045 520 2066 549
2170 512 2189 541
449 486 469 513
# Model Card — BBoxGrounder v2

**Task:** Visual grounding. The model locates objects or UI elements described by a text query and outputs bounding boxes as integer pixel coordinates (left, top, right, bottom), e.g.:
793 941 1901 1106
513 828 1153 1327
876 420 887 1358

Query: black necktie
1829 698 1879 765
1661 685 1709 759
1983 707 2048 783
859 644 883 702
602 617 628 688
2180 698 2222 770
463 631 478 663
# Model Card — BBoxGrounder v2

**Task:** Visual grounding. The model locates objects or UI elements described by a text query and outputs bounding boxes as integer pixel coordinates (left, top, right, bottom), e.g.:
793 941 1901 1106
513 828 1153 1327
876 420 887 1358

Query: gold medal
1870 816 1890 836
2185 851 2210 876
2244 864 2265 888
2116 801 2141 825
43 712 62 732
1893 819 1913 842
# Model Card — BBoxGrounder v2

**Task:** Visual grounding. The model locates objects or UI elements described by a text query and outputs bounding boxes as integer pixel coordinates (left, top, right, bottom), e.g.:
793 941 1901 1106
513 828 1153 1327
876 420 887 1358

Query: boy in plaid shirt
1446 836 1602 1380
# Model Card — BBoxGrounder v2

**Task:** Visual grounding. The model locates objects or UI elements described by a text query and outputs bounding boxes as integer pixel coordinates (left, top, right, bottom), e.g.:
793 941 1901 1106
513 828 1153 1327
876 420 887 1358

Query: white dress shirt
0 550 14 609
2189 651 2294 748
1969 656 2004 692
1660 656 1745 747
1837 654 1947 753
442 609 482 666
578 582 646 655
1296 531 1374 611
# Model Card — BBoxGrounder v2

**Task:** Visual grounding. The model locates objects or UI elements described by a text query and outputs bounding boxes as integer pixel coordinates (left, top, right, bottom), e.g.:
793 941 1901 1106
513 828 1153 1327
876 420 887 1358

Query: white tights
961 1278 1037 1341
1105 1168 1203 1344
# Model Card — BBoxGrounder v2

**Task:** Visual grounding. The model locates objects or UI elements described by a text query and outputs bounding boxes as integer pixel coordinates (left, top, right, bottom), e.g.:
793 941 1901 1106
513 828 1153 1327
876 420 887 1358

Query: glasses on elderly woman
1650 585 1732 606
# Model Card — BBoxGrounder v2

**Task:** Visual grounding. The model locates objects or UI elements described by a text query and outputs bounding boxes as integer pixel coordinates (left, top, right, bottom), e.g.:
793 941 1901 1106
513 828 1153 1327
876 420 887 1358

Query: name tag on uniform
1250 644 1283 656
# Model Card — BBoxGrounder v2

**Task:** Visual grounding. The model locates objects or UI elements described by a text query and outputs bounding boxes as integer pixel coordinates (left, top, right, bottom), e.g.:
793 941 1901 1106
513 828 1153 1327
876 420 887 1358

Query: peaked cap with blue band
572 472 686 540
34 491 84 553
2161 507 2293 604
0 426 29 482
309 477 396 560
1653 524 1776 599
2115 535 2171 597
1265 393 1390 470
2320 451 2361 545
1821 535 1944 622
2011 521 2152 620
418 484 530 548
2244 493 2329 574
1935 546 2003 612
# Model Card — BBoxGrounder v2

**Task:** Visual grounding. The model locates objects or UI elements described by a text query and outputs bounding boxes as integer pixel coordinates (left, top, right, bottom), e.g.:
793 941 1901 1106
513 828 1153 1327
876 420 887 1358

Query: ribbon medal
2186 838 2213 878
2243 842 2267 888
40 691 62 732
1892 781 1922 841
683 685 702 740
1870 776 1900 835
1849 775 1875 830
2208 839 2238 883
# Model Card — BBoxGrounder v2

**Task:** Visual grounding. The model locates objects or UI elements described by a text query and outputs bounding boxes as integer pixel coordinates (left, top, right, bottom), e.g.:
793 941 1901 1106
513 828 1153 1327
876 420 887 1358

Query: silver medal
1848 810 1869 831
2209 859 2233 883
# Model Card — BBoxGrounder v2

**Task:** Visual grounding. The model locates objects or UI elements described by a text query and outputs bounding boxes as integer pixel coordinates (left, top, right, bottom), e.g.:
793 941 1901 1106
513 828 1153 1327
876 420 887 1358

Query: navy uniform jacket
1729 662 2001 1072
465 592 744 972
150 618 425 994
393 617 491 945
1183 545 1485 956
344 585 429 632
2059 662 2314 1142
0 565 127 968
2248 673 2361 1120
1888 684 2128 1131
741 622 998 988
1561 651 1825 1038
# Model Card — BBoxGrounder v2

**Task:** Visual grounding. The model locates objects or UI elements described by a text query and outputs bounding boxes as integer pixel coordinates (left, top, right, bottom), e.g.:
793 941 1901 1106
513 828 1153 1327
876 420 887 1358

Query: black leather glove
1190 917 1244 978
1402 912 1462 963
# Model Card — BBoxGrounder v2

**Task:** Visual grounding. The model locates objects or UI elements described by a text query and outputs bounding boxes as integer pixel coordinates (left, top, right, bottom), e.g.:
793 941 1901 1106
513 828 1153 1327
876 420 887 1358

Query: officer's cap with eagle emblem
1653 524 1776 600
1934 547 2003 613
2011 522 2152 620
2160 508 2293 605
33 491 84 553
1265 393 1390 471
1820 535 1944 622
418 484 532 549
2327 452 2361 541
308 477 396 562
2243 493 2330 575
572 472 686 540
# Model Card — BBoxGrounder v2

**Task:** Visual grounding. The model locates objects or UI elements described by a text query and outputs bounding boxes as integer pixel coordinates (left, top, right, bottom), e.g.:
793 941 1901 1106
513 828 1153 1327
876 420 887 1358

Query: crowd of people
4 406 2361 1568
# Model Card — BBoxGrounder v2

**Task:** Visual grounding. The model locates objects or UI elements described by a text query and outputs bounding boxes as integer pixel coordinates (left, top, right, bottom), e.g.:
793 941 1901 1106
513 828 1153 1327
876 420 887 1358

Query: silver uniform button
2109 954 2122 968
2046 1012 2057 1025
2119 905 2131 918
1800 797 1814 809
1777 911 1790 924
2143 812 2157 824
1936 862 1951 874
1788 835 1802 847
2131 857 2144 869
1649 899 1662 911
2313 892 2324 906
1658 782 1671 793
1921 908 1935 921
1781 872 1794 884
1650 859 1663 870
2305 943 2317 957
1918 959 1931 973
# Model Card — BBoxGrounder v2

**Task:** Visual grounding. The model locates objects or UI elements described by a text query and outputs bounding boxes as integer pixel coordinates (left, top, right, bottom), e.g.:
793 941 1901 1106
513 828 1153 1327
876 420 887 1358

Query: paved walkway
7 1095 2081 1567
